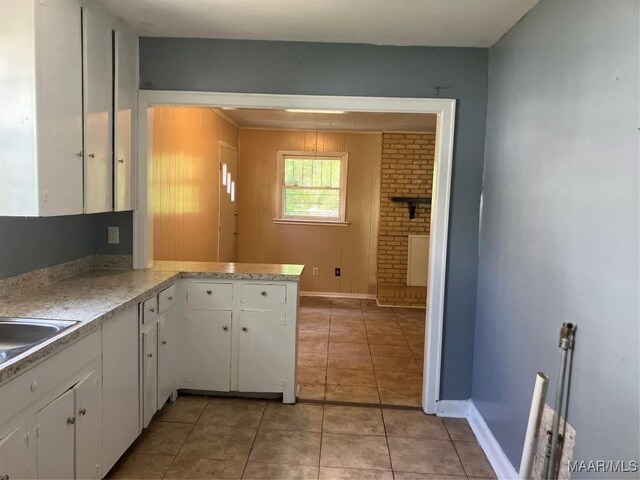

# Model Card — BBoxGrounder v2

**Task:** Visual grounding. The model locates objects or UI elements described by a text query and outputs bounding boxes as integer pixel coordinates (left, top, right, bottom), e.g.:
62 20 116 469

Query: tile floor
297 297 426 406
107 395 496 480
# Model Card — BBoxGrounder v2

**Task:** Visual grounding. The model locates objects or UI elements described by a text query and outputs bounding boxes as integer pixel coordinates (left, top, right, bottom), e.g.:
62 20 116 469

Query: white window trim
275 150 349 224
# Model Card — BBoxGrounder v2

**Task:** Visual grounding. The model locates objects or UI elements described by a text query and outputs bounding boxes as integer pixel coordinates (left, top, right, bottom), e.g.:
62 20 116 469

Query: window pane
284 157 341 188
284 188 340 218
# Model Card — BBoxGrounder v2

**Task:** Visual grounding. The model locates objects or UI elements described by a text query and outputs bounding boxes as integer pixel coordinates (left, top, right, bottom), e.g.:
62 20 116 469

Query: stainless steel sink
0 318 77 365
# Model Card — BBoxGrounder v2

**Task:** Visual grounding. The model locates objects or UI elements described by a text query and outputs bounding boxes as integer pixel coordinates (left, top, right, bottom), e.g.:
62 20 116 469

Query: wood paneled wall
151 107 238 261
238 129 382 294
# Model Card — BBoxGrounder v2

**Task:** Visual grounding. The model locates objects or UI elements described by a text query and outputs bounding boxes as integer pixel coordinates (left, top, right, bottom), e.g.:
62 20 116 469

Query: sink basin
0 318 77 365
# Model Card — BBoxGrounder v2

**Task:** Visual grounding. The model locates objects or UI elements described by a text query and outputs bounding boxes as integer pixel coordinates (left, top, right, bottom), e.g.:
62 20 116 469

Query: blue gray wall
473 0 639 475
0 211 133 279
139 38 488 399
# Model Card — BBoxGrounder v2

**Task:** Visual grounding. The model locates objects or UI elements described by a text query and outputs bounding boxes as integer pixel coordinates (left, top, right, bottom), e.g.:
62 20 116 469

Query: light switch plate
108 226 120 244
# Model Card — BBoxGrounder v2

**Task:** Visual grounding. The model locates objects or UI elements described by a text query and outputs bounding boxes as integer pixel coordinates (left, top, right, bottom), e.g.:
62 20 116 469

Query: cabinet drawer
142 297 158 324
240 284 286 305
186 283 233 308
158 284 177 314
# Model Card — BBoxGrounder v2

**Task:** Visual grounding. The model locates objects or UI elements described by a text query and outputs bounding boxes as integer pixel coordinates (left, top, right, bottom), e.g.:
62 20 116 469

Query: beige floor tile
331 312 364 322
107 452 175 479
179 423 256 461
387 437 464 476
365 324 403 336
329 342 370 356
377 388 422 407
298 352 328 368
299 311 331 322
327 354 373 370
393 309 426 320
249 429 321 466
260 403 324 432
454 442 496 478
199 398 266 428
331 298 362 309
324 384 380 404
323 406 384 436
243 462 319 479
299 340 329 354
372 356 420 373
298 367 327 384
154 395 208 423
320 433 391 470
329 323 367 335
319 467 393 479
301 297 332 308
299 319 331 333
367 333 409 347
443 418 476 442
299 330 330 343
368 344 413 358
375 370 423 389
327 367 377 387
393 473 466 480
298 383 326 401
130 421 193 455
165 456 246 479
382 410 448 439
329 329 368 344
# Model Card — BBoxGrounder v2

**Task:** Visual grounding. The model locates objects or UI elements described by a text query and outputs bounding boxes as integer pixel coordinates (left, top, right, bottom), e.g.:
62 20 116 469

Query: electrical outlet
312 267 319 276
335 267 341 277
108 226 120 244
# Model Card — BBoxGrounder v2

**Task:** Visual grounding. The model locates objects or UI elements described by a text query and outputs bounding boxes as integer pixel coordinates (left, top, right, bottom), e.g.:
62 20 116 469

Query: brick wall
377 133 435 306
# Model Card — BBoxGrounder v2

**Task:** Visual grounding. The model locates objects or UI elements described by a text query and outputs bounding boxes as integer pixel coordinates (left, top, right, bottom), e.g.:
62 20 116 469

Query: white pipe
519 372 549 479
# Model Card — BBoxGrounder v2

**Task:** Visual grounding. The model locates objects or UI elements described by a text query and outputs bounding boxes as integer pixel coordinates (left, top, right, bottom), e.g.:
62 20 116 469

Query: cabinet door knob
168 296 173 301
222 325 229 331
206 289 212 295
149 307 156 313
261 291 267 296
1 474 10 480
118 158 125 163
161 340 167 345
79 408 87 416
67 416 76 425
147 353 153 358
76 151 83 158
242 327 248 332
30 381 38 392
88 153 95 158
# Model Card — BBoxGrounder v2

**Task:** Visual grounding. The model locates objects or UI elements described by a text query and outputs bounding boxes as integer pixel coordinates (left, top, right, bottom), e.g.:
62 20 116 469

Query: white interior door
83 7 113 213
34 389 75 479
218 142 238 262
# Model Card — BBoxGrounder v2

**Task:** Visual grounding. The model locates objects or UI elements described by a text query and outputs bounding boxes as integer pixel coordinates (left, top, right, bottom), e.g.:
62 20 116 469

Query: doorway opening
135 92 456 413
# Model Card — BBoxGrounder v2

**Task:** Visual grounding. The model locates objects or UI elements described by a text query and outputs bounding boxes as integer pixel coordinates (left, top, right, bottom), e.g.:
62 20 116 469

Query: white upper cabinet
0 0 84 216
82 6 113 214
0 0 137 217
114 29 137 211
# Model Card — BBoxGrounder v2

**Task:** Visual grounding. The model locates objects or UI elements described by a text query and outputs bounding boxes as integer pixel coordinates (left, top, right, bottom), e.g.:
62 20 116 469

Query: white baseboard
300 291 377 300
435 399 469 418
467 400 519 480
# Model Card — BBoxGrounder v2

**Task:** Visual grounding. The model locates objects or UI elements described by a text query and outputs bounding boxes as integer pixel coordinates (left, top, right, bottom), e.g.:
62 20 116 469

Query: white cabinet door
102 307 139 474
142 324 158 428
181 310 232 391
82 7 112 213
238 311 290 393
114 28 136 211
0 424 34 480
35 0 84 216
157 314 178 408
74 369 102 479
34 389 75 479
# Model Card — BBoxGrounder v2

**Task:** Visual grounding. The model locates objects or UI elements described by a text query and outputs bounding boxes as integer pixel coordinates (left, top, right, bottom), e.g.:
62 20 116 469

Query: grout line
240 398 267 478
160 397 205 479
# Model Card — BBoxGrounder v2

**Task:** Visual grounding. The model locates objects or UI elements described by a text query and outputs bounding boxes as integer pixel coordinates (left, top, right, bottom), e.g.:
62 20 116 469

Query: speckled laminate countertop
0 262 304 385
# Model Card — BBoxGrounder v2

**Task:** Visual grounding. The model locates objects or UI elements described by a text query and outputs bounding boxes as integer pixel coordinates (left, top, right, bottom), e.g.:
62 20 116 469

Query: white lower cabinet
102 307 140 474
0 423 33 480
141 323 158 428
74 369 102 479
181 310 232 391
157 314 178 407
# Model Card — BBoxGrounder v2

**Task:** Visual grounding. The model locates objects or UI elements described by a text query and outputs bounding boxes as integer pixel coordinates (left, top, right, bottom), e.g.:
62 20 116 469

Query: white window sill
273 218 350 227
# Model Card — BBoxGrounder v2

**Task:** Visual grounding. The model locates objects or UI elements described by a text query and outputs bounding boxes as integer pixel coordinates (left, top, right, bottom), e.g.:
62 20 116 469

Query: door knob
67 417 76 425
206 290 212 295
147 353 153 358
149 307 156 313
223 325 229 331
79 408 87 416
261 291 267 296
242 327 248 332
117 158 125 163
168 296 173 301
162 340 167 345
76 151 83 158
88 153 95 158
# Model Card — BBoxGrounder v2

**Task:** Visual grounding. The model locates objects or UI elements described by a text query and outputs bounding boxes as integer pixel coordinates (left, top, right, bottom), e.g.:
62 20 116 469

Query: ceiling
217 109 437 133
96 0 538 48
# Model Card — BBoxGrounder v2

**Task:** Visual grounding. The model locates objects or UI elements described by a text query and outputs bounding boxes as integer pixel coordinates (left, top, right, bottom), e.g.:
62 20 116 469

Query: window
276 150 348 224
